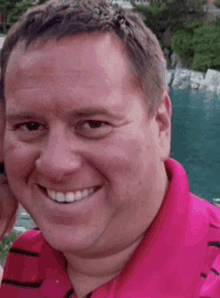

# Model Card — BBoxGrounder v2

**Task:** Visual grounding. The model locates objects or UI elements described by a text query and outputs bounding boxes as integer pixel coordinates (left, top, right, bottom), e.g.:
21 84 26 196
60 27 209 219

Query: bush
214 0 220 9
0 233 17 265
171 21 220 72
171 30 194 67
171 30 193 58
192 22 220 72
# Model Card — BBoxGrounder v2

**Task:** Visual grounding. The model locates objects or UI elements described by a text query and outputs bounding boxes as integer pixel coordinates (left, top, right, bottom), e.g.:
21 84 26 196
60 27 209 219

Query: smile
38 185 100 204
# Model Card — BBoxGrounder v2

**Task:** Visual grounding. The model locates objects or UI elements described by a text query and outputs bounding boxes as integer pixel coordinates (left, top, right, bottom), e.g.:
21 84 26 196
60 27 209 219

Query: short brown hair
0 0 166 115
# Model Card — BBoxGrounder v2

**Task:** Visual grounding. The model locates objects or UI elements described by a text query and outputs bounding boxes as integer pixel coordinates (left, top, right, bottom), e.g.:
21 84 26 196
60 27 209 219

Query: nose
35 130 83 182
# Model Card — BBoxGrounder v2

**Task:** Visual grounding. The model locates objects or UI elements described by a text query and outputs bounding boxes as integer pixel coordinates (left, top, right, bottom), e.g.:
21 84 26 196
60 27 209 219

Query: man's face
4 34 171 256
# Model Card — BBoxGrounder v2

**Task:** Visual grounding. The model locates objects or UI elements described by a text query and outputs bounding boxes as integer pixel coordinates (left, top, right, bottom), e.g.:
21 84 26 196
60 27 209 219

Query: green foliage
130 0 164 30
171 30 194 68
9 0 48 23
148 2 166 15
0 0 22 32
9 0 34 23
0 233 17 260
191 22 220 72
134 0 219 72
183 19 204 30
0 0 48 33
188 0 207 11
172 21 220 72
214 0 220 9
171 30 193 58
130 0 208 68
130 0 169 46
131 0 207 34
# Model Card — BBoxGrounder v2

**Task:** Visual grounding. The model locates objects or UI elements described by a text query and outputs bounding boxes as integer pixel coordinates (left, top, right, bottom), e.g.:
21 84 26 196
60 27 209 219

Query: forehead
5 33 146 118
5 33 139 92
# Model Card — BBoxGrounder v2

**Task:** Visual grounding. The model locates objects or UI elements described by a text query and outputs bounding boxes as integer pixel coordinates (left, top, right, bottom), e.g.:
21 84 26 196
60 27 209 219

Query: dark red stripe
10 248 40 257
2 280 42 288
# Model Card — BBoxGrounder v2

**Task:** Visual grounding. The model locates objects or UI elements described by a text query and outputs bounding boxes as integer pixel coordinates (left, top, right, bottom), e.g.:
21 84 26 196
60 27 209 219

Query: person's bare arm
0 168 18 240
0 264 3 286
0 104 18 286
0 102 18 240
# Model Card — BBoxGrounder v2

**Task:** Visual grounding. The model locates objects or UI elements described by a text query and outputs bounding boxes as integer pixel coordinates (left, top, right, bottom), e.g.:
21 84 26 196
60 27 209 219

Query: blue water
169 87 220 203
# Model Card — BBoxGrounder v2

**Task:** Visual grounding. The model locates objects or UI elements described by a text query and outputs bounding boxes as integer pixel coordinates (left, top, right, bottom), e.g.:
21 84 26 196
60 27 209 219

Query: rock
170 52 182 69
212 198 220 204
190 71 204 90
199 69 220 93
207 85 217 93
216 86 220 95
14 209 36 231
205 69 220 90
169 67 220 95
172 69 191 90
166 71 173 86
19 212 31 220
175 61 184 69
178 81 191 90
13 226 27 236
198 83 207 92
0 35 6 50
191 82 199 90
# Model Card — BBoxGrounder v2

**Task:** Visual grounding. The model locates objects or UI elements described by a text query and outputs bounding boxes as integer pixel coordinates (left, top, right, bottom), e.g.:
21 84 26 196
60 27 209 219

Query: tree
131 0 208 33
9 0 48 23
214 0 220 9
191 22 220 72
171 30 194 68
9 0 34 23
0 0 48 33
130 0 208 68
172 21 220 72
0 0 22 33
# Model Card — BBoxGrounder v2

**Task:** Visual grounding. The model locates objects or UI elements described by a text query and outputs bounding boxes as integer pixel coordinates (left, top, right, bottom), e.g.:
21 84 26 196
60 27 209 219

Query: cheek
90 134 153 182
4 136 37 180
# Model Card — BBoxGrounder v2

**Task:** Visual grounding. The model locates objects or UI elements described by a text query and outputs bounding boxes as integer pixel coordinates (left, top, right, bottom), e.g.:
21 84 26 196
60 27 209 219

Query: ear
155 90 172 161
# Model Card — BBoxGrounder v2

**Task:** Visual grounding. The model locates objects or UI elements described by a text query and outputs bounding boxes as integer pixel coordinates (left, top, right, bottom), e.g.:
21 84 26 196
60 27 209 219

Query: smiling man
1 1 220 298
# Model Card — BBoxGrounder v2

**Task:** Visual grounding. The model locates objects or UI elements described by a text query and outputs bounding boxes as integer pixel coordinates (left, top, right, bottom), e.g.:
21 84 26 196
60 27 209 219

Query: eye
83 121 106 129
15 122 45 132
76 120 112 139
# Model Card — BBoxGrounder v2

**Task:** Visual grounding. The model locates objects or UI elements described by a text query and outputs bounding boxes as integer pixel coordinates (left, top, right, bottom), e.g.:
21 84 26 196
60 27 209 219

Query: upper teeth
47 187 95 203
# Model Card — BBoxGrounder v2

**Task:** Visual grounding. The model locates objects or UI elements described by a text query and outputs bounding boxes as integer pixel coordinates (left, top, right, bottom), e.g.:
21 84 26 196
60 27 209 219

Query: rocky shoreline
167 67 220 95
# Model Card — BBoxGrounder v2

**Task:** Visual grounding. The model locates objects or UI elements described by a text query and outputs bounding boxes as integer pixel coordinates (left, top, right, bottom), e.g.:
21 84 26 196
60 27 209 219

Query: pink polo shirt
1 158 220 297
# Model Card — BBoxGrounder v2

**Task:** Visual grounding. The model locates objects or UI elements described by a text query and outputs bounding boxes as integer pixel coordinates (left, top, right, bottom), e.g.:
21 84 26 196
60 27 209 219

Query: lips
38 184 101 204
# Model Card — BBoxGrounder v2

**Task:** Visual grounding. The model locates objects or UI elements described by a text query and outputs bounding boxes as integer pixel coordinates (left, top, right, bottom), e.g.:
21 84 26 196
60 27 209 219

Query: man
0 1 220 297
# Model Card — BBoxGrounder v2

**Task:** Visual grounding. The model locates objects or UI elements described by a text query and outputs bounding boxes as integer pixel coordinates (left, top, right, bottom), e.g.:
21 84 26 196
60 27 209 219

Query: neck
65 237 144 298
64 166 169 298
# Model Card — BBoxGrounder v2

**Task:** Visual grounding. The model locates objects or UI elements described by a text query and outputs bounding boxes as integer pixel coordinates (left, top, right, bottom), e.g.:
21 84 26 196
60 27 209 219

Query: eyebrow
6 112 45 122
71 107 124 120
6 107 124 122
